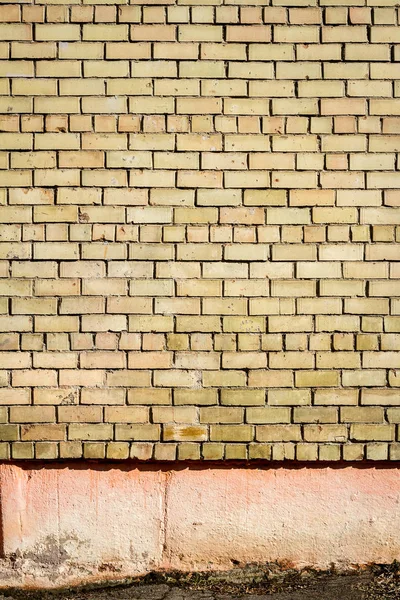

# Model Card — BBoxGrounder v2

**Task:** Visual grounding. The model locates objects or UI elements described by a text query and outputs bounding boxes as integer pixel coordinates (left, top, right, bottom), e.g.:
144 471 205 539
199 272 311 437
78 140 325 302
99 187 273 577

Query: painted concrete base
1 462 400 589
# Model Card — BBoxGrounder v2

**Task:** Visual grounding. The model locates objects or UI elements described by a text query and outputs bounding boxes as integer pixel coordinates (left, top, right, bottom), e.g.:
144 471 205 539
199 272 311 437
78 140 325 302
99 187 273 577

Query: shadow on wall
3 457 400 471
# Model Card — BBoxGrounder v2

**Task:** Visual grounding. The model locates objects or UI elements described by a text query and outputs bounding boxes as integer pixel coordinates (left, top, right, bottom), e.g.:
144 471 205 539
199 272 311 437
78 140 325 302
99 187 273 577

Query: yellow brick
0 98 31 114
178 25 222 41
0 24 31 40
294 407 338 423
83 24 128 40
21 425 65 442
36 24 80 41
12 42 55 60
59 42 103 60
314 389 358 404
106 42 150 59
304 425 347 443
177 97 221 114
210 425 253 442
132 25 176 41
201 42 246 60
69 424 113 441
0 6 20 22
351 424 394 441
1 0 399 462
257 425 301 442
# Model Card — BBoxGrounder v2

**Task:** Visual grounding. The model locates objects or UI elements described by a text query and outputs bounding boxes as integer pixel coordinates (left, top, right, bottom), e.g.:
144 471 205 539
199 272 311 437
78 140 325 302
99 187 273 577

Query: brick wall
0 0 399 462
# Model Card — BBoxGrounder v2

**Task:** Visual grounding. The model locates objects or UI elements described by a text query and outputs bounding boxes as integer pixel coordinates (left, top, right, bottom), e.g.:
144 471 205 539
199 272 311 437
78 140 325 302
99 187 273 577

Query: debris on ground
1 562 400 600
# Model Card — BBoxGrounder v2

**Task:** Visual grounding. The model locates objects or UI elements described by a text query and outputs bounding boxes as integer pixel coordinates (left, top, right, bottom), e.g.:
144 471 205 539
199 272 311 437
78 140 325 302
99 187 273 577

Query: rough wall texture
1 0 400 462
2 463 400 586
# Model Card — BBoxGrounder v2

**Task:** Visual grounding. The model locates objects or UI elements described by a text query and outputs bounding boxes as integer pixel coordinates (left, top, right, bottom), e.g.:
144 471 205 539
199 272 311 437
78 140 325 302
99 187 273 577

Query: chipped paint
0 463 400 588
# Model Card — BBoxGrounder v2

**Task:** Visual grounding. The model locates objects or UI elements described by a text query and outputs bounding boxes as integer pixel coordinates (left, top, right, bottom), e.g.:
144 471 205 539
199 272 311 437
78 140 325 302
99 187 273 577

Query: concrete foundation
1 462 400 589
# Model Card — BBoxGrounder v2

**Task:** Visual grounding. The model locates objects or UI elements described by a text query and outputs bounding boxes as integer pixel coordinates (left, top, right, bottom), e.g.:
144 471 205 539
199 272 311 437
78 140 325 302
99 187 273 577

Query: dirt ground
2 564 400 600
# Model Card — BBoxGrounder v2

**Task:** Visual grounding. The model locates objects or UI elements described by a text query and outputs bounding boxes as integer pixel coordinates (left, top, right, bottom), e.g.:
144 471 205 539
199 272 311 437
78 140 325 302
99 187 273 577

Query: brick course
0 0 399 461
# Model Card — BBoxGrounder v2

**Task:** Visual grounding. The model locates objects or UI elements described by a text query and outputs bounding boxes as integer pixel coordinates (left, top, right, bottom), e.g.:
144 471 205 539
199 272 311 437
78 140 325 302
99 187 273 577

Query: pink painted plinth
0 463 399 588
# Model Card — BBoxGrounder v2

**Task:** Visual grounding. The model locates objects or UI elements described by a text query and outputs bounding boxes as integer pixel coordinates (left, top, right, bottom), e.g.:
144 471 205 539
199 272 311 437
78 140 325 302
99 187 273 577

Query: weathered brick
0 0 398 462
